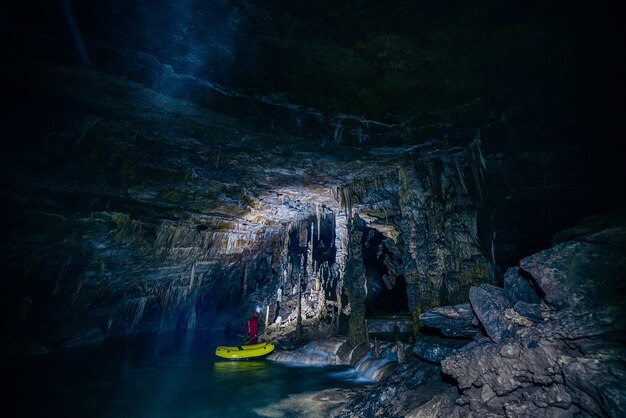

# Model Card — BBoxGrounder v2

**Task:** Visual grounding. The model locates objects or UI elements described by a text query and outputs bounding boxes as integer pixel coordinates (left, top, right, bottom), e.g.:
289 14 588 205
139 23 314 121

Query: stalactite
468 131 487 204
471 157 484 205
333 122 344 143
316 204 321 240
189 262 195 290
242 263 248 297
455 159 468 194
296 255 304 340
130 296 147 330
339 185 353 219
306 223 315 290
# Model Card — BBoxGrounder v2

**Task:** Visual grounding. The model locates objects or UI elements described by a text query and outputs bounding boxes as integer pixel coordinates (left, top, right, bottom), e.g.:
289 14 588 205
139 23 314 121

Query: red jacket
247 317 258 337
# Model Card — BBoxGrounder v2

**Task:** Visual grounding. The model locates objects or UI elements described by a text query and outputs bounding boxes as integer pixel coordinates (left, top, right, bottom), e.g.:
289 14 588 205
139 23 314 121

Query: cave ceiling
4 0 623 249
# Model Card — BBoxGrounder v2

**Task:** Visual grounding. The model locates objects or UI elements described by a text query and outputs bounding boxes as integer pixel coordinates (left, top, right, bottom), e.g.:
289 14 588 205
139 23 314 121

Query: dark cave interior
2 1 625 417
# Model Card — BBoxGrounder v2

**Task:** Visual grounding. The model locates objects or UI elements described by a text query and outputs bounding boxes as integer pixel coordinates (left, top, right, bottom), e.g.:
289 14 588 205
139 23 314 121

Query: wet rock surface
254 388 358 418
339 212 626 417
267 337 353 366
335 358 442 418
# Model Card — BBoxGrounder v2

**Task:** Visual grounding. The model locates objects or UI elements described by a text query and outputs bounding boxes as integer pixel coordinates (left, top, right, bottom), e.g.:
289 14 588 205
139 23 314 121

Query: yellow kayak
215 342 275 359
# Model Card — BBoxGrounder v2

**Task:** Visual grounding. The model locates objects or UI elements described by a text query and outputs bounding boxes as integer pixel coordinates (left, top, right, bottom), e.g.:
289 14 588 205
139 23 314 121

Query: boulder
412 335 469 363
519 239 626 311
267 337 352 365
503 266 541 304
469 284 513 343
419 303 478 338
513 301 543 322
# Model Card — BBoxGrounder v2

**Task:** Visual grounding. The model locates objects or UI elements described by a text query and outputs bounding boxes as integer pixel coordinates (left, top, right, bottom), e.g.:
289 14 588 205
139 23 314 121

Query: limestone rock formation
412 335 469 364
4 1 625 417
339 211 626 417
438 212 626 417
419 303 478 338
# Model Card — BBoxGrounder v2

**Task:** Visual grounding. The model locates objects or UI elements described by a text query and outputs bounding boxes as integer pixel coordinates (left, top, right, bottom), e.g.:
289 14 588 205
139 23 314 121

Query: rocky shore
273 210 626 418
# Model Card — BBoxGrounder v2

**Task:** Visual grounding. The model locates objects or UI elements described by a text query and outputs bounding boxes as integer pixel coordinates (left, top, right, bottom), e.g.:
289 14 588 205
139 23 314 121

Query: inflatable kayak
215 342 275 359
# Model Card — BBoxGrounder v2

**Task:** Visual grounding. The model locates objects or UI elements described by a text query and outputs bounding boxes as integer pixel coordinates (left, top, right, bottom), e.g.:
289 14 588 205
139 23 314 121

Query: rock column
398 156 495 313
344 216 367 347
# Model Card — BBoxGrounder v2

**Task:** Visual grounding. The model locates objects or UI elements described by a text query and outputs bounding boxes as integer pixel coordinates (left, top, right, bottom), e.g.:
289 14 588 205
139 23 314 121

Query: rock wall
397 150 495 312
2 203 280 348
344 216 368 347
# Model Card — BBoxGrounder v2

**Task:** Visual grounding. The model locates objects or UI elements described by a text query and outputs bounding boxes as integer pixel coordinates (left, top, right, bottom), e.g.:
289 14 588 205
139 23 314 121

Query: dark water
7 333 366 418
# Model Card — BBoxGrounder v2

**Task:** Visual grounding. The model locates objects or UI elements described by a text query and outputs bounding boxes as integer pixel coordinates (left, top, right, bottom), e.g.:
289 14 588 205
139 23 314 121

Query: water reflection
9 333 368 418
213 361 269 377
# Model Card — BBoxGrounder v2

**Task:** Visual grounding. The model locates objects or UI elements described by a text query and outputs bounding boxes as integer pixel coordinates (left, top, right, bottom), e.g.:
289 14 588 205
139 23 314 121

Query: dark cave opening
362 227 408 316
286 213 337 300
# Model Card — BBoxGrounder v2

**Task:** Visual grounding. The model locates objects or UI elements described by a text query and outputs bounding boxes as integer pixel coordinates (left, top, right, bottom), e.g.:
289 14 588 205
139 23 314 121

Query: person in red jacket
247 311 259 344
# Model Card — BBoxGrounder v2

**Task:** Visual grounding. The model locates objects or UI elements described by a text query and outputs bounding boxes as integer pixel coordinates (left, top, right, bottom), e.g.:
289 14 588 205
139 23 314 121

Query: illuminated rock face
0 73 495 348
3 0 623 353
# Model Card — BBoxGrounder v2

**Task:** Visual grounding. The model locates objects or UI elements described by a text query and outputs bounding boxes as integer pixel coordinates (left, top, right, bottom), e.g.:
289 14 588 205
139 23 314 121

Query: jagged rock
503 266 541 304
503 308 533 327
469 284 514 343
412 335 469 363
441 308 626 417
405 387 461 418
404 362 440 389
519 217 626 311
419 303 478 338
513 301 543 322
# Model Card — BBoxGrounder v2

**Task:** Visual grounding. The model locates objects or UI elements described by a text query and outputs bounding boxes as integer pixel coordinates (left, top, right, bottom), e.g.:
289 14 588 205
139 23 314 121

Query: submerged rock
267 337 352 366
253 388 357 418
335 358 441 418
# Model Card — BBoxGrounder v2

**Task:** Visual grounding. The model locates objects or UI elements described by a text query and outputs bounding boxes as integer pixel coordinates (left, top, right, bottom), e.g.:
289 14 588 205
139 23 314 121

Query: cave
3 1 625 417
362 227 408 316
